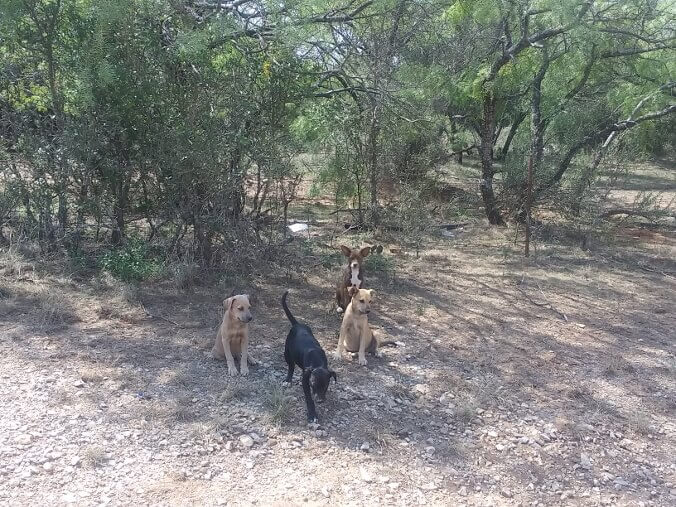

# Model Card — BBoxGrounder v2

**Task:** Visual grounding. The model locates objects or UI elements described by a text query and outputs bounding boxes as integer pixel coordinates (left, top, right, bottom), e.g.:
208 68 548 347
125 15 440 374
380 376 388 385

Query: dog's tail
281 290 297 326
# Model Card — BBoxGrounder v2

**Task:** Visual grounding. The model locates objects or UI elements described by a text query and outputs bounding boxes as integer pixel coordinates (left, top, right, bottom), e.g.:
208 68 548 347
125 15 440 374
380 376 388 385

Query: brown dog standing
335 245 370 312
212 294 256 376
335 287 379 366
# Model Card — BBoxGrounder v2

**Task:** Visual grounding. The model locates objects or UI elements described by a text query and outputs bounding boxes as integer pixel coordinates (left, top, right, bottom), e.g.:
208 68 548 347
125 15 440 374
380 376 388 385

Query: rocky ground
1 220 675 506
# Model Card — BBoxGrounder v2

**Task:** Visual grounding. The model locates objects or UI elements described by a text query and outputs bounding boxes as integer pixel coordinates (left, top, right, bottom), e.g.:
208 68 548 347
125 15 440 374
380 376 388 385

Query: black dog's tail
281 290 297 326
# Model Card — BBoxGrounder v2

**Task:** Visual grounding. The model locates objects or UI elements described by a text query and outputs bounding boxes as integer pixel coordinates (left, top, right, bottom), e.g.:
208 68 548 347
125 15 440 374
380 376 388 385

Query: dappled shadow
1 225 674 503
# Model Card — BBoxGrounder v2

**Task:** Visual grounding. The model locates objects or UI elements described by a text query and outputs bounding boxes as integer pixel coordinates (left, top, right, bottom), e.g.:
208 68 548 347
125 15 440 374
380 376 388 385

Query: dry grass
262 383 294 426
83 446 107 468
218 384 248 403
33 286 79 327
78 366 105 384
172 262 200 293
454 400 477 426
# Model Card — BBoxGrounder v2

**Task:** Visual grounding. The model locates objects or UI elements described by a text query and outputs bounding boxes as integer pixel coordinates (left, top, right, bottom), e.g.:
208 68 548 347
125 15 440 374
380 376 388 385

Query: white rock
458 486 468 496
239 435 254 448
14 434 32 445
580 452 592 470
360 442 370 452
425 446 436 456
360 467 373 483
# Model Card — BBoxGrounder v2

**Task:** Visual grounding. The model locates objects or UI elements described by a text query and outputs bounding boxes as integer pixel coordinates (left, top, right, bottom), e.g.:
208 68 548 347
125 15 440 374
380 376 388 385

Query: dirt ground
1 165 675 506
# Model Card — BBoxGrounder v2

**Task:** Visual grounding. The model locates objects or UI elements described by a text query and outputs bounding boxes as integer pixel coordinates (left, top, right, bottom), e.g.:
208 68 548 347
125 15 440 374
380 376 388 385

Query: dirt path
1 225 675 506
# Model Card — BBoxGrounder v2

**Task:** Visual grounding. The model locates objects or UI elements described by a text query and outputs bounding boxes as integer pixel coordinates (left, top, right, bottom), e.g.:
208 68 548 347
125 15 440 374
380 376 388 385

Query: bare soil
1 164 675 507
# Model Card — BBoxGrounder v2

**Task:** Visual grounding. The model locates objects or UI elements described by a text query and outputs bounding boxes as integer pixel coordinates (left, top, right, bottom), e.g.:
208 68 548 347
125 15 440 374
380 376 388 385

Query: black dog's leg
285 362 295 384
301 368 317 423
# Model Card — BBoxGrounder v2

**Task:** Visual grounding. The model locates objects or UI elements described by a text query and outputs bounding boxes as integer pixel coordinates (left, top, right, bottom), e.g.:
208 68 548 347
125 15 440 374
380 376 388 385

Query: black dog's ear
330 371 337 383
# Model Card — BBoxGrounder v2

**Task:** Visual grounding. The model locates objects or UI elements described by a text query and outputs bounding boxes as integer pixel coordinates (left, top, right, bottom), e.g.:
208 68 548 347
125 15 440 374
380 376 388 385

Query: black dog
282 290 337 423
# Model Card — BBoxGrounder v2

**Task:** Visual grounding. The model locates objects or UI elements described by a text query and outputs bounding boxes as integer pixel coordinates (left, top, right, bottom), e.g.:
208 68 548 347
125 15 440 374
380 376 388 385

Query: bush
99 239 164 281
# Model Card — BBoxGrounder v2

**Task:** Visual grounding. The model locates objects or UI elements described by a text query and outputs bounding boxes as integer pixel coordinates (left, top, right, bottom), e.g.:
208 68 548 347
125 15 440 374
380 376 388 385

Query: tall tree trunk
479 94 505 225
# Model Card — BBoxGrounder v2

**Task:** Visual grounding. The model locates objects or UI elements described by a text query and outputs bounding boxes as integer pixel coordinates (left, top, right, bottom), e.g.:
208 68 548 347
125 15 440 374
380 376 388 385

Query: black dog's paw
307 418 319 427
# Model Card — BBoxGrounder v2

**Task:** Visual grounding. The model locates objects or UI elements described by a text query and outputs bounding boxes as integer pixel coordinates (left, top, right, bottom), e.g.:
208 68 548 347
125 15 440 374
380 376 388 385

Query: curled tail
281 290 297 325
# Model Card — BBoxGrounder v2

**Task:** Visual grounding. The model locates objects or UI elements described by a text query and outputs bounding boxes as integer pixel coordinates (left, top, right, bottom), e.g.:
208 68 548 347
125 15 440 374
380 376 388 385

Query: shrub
99 239 163 281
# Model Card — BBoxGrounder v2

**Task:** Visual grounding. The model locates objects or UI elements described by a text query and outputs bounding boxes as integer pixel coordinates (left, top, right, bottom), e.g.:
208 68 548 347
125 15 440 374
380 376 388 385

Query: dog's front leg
301 369 318 423
284 363 295 385
223 339 238 377
240 340 250 376
212 329 226 360
358 327 368 366
334 331 345 361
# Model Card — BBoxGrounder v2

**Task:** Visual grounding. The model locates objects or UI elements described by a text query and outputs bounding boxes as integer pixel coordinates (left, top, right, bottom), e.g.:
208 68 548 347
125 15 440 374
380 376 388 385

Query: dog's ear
368 289 375 299
223 296 234 310
243 293 252 305
359 246 371 258
340 245 352 257
330 371 337 383
348 286 359 297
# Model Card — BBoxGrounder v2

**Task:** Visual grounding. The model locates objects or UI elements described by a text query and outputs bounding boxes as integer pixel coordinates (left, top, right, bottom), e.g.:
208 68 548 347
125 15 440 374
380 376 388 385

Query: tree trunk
479 94 505 225
498 111 527 161
367 100 380 226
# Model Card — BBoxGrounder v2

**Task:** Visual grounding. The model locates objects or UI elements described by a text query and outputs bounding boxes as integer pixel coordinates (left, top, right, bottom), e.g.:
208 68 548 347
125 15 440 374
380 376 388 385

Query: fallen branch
601 208 656 221
516 283 568 321
140 300 181 327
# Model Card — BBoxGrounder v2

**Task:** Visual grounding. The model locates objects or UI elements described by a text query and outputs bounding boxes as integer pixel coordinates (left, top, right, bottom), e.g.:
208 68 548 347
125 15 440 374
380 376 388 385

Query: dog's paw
282 380 291 387
228 366 238 377
333 352 342 361
240 366 249 376
307 417 319 425
358 356 368 366
336 307 344 314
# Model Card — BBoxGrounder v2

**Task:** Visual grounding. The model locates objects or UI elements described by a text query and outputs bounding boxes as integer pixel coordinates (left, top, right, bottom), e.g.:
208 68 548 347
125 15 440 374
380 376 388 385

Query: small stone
458 486 468 497
43 462 54 473
425 446 436 456
495 443 505 451
488 430 498 438
239 435 254 448
501 488 513 498
321 487 330 498
414 384 428 395
70 457 81 467
580 452 592 470
360 442 370 452
73 379 85 388
15 434 32 445
388 482 400 491
360 467 373 483
225 441 234 452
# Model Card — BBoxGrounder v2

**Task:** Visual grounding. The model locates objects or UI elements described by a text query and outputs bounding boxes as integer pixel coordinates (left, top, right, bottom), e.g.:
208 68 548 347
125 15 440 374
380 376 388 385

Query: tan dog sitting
212 294 256 376
334 287 380 366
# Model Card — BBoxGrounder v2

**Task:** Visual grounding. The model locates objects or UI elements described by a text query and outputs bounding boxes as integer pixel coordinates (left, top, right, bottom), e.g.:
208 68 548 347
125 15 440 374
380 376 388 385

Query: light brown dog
212 294 256 376
334 287 379 366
